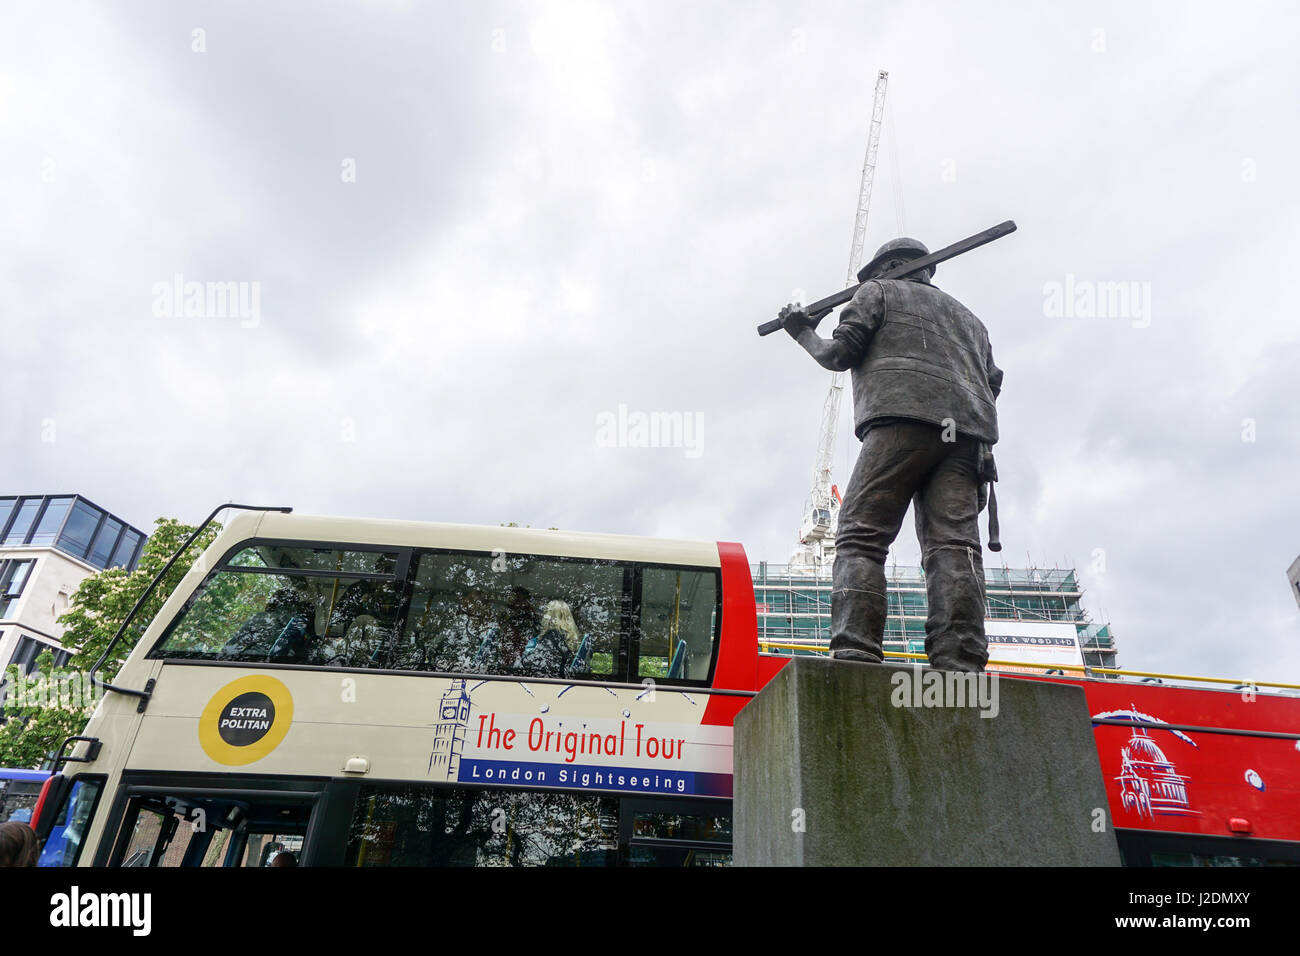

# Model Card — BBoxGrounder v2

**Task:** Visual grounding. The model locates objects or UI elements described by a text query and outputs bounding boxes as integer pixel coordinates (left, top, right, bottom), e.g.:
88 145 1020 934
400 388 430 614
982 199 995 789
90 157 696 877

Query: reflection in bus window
632 809 732 844
637 568 718 682
400 551 625 680
226 546 400 577
151 539 719 683
1151 850 1300 867
245 834 303 867
626 807 732 866
0 772 45 824
109 792 314 867
153 546 403 669
37 777 104 867
119 805 167 867
201 827 233 866
117 802 212 867
346 785 620 866
626 846 731 866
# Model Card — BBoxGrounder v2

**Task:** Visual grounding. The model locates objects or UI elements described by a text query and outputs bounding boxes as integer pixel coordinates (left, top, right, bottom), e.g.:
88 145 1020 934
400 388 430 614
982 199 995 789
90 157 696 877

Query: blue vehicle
0 767 50 825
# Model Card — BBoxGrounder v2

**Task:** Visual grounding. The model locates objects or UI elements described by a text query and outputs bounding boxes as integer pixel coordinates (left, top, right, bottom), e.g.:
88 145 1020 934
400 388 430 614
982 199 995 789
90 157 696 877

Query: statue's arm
782 281 882 372
791 327 858 372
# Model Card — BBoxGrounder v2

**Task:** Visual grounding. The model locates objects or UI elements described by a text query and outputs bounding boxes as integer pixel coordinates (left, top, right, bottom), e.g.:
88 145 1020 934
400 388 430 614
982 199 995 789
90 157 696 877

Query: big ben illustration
429 679 472 780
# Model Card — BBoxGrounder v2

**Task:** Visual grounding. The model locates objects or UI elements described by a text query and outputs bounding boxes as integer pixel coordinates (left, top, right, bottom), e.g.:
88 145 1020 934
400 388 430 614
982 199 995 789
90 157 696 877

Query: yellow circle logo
199 675 294 766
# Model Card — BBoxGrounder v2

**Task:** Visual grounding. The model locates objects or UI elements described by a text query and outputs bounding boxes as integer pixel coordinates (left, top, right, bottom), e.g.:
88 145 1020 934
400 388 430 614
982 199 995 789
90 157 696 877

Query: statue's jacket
834 278 1002 445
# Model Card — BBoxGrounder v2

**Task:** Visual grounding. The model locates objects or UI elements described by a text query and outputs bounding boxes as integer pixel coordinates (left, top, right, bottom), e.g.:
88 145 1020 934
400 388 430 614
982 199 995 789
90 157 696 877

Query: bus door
102 776 327 867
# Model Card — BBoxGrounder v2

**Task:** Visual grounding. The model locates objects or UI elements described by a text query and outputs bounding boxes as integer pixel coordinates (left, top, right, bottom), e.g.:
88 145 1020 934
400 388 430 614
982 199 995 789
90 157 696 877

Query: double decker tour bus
30 505 1300 867
33 506 753 867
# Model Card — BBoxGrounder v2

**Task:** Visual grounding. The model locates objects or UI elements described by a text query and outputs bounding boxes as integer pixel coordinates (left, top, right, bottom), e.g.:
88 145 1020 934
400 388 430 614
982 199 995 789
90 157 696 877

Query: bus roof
231 510 726 567
0 768 52 782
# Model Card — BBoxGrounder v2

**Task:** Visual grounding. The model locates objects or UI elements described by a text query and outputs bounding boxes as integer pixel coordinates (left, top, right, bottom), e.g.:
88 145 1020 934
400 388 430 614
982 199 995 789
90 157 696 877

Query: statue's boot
923 545 989 672
829 554 889 662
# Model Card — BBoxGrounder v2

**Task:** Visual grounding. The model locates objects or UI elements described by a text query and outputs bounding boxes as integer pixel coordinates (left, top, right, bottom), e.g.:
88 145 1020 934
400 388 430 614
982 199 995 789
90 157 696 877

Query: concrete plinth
734 658 1120 866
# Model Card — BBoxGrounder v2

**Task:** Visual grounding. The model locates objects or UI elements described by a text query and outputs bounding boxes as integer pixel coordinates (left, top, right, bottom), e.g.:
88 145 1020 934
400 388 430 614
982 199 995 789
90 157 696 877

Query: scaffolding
751 560 1118 669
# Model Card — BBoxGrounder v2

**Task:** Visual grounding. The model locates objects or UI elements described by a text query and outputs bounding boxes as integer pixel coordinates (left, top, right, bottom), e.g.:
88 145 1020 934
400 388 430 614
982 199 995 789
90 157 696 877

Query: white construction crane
789 70 889 571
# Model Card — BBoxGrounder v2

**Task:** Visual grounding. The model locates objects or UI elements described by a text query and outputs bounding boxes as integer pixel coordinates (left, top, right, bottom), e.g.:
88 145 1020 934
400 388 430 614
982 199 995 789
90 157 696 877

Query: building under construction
751 561 1118 672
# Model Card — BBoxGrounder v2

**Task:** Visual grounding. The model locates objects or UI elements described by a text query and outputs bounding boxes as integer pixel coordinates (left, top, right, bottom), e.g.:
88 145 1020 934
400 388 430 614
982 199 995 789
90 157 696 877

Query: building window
0 498 18 537
110 529 143 570
2 499 41 545
28 497 73 546
1 494 145 571
2 560 35 597
0 559 36 618
8 635 69 676
57 500 104 560
88 517 124 569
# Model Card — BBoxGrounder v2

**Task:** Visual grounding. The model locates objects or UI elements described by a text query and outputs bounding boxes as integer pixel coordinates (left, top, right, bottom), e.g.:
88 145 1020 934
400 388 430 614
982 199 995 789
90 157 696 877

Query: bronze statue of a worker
781 238 1002 672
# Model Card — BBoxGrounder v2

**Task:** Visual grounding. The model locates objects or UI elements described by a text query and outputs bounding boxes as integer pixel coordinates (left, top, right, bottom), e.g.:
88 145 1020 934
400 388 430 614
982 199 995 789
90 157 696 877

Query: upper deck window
636 567 718 683
400 549 626 679
152 545 405 669
227 545 401 578
151 539 720 684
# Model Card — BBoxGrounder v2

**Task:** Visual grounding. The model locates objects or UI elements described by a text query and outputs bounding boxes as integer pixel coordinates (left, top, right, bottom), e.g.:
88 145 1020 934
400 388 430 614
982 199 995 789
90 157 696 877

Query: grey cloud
3 0 1298 682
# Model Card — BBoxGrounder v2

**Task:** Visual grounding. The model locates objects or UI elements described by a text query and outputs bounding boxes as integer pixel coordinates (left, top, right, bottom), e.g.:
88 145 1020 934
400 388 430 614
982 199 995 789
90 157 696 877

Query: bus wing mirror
32 773 72 842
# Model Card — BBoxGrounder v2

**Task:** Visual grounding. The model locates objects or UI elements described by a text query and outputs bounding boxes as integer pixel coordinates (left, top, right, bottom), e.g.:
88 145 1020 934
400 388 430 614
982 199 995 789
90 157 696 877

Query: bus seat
666 639 689 679
268 614 311 659
567 635 592 676
471 633 493 667
342 616 388 665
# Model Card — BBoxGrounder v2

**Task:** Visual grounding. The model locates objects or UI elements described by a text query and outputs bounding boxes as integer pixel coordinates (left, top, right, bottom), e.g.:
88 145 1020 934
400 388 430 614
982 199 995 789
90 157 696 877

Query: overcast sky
4 1 1298 682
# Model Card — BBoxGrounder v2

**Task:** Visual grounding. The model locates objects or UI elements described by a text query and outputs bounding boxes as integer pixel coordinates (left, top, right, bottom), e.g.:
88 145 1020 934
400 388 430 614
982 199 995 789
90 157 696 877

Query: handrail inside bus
156 658 762 697
89 503 293 707
1088 717 1300 742
758 641 1300 692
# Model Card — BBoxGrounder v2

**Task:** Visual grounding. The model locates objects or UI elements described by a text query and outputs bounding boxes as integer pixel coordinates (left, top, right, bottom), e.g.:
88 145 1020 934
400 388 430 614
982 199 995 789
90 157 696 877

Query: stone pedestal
734 657 1120 866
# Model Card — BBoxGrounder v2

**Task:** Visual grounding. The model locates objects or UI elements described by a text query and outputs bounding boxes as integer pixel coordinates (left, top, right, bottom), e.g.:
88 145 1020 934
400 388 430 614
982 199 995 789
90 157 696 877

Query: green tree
0 517 218 768
0 650 92 769
60 517 221 679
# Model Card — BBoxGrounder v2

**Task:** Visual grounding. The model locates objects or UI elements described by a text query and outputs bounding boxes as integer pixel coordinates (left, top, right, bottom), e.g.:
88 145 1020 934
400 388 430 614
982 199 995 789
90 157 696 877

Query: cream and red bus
33 506 751 867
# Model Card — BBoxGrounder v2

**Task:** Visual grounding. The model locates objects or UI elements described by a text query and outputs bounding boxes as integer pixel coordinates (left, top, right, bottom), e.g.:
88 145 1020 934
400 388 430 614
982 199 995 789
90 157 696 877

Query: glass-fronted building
1 494 148 686
751 562 1118 671
0 494 145 574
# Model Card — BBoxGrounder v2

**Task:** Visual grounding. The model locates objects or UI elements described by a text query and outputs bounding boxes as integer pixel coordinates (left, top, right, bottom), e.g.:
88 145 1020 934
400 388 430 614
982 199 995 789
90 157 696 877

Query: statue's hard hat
857 237 932 283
